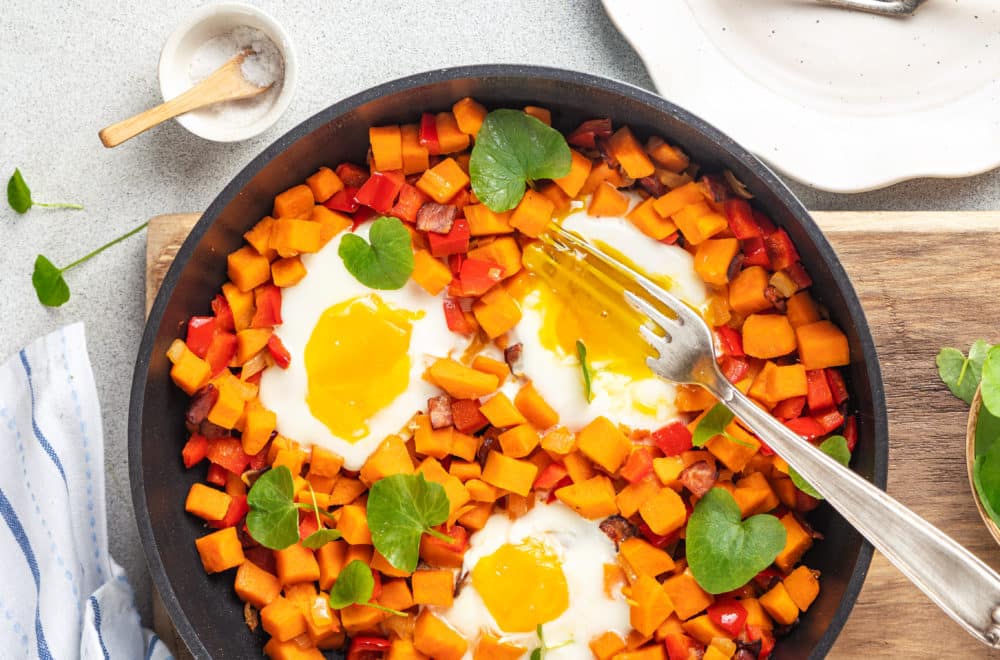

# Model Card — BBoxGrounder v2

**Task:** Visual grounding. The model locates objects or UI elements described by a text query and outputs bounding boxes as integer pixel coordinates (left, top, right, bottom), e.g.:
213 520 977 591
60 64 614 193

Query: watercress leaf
981 345 1000 417
7 169 32 213
976 405 1000 459
328 560 374 609
469 109 572 212
246 466 300 550
530 649 542 660
692 403 735 447
974 441 1000 527
366 473 451 573
301 528 342 550
32 255 70 307
338 216 414 289
576 340 593 403
937 341 992 404
789 435 851 500
686 488 786 594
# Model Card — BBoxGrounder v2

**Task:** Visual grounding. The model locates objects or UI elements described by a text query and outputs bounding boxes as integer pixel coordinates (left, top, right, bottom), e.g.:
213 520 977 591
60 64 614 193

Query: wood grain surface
146 211 1000 658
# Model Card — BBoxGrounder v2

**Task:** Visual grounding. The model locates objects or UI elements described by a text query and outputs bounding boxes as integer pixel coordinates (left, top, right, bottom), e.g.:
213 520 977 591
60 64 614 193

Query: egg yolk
470 539 569 632
522 241 660 380
304 295 420 441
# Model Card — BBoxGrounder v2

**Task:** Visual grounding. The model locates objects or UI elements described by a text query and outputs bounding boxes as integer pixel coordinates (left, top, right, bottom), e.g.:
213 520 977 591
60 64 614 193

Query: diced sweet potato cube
471 355 510 384
627 197 677 240
482 451 538 496
630 574 675 636
260 595 308 642
316 540 347 590
608 127 655 179
479 392 526 427
273 184 315 219
555 475 619 519
414 610 468 660
616 478 661 518
276 543 321 585
552 149 593 198
360 435 413 484
472 285 522 339
795 320 850 370
639 487 687 536
760 582 799 626
682 614 731 645
783 565 820 611
514 383 559 429
620 537 675 577
498 424 540 458
412 249 453 295
412 569 455 606
589 632 627 660
227 246 271 292
509 188 555 238
272 218 322 257
235 560 281 608
369 125 403 171
576 416 630 473
194 526 245 574
305 166 344 203
742 314 797 359
475 633 525 660
380 578 415 612
427 358 499 399
589 181 630 217
335 503 372 545
185 482 232 522
775 513 813 572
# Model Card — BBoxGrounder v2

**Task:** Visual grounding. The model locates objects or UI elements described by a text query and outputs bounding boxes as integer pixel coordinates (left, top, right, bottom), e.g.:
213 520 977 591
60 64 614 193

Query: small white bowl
158 2 297 142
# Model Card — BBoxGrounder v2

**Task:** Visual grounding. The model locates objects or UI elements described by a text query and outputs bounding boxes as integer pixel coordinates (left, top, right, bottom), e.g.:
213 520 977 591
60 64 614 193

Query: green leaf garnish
937 340 993 404
530 623 571 659
789 435 851 500
302 528 342 550
686 488 787 594
32 221 147 307
469 109 572 212
7 169 83 213
576 339 593 403
246 466 301 550
980 345 1000 418
338 216 414 290
691 403 753 448
328 560 407 617
366 473 453 573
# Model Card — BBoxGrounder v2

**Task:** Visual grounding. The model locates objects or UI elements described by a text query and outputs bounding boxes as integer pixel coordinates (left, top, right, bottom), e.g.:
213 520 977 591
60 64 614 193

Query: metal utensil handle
715 379 1000 647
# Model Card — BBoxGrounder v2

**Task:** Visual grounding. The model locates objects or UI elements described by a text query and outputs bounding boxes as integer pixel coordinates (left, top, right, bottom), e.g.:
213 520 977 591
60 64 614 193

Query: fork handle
717 382 1000 647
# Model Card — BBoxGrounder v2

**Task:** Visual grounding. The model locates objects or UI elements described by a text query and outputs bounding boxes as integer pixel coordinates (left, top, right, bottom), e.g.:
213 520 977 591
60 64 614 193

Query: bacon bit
700 174 730 203
724 169 754 200
638 175 667 198
185 384 218 430
598 515 637 549
427 395 454 429
727 253 746 283
475 427 501 466
504 342 524 376
415 203 457 234
678 461 718 497
595 136 618 168
763 285 787 312
244 602 259 632
199 419 230 439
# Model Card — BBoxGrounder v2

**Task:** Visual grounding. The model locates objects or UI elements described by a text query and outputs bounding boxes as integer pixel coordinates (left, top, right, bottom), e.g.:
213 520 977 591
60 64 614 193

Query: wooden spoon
99 49 272 148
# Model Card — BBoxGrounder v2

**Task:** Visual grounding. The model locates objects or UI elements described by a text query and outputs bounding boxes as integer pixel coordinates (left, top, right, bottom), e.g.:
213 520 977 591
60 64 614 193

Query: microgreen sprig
327 560 407 617
7 169 83 213
576 339 593 403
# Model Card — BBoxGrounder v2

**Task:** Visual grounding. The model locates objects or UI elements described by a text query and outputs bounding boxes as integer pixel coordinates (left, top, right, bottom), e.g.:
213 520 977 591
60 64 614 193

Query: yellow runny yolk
470 539 570 632
304 295 420 441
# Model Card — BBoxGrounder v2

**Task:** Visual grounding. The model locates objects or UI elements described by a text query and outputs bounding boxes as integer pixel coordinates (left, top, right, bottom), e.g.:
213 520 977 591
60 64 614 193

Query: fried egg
439 501 630 658
259 223 461 470
511 205 708 431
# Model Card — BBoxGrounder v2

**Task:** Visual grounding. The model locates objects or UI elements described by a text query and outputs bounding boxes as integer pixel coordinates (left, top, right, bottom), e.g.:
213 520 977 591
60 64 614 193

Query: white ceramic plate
602 0 1000 192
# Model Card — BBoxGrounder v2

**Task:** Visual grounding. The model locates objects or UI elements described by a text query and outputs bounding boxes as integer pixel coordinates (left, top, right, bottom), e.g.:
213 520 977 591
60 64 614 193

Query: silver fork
815 0 929 17
547 225 1000 648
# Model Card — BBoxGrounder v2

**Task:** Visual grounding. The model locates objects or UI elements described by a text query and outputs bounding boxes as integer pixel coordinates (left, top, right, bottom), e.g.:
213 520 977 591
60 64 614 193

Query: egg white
438 501 630 658
258 223 462 470
512 207 708 432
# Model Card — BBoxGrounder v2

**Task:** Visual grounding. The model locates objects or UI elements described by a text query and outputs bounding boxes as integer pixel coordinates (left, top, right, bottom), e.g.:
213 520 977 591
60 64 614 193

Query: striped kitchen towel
0 323 171 660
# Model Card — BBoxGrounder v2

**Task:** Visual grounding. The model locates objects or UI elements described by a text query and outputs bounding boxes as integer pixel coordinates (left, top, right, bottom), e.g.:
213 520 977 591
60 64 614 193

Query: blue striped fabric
88 596 111 660
0 487 53 660
18 351 68 489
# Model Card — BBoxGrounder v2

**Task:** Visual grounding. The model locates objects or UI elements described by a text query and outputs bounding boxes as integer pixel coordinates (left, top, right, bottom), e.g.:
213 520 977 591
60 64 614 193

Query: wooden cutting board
147 211 1000 658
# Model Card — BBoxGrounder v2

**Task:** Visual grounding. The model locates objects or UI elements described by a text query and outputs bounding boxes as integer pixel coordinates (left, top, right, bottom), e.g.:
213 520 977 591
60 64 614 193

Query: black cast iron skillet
129 65 888 659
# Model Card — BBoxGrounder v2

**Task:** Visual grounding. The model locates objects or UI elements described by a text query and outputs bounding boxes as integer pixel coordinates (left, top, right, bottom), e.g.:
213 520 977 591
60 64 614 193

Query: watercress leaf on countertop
576 340 593 403
328 560 375 609
7 169 31 213
246 465 300 550
974 441 1000 527
789 435 851 500
338 216 414 289
980 345 1000 417
366 473 451 573
302 528 342 550
469 109 572 212
686 488 786 594
937 340 992 404
32 255 70 307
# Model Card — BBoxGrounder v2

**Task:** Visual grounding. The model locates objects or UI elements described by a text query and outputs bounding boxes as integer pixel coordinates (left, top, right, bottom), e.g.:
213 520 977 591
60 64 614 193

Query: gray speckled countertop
1 0 997 624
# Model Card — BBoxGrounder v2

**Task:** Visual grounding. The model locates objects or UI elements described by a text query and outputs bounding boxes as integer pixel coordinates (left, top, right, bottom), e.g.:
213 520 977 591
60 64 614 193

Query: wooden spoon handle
98 85 220 148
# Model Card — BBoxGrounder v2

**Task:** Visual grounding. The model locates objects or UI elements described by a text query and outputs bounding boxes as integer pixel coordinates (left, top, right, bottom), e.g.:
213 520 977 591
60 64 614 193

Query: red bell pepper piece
806 369 835 412
251 284 282 329
208 494 249 529
442 298 476 335
719 355 750 384
741 236 771 268
248 443 270 471
665 634 701 660
772 396 806 421
324 186 361 213
346 636 391 660
725 199 762 239
299 513 319 541
266 334 291 369
336 163 370 188
652 421 693 456
450 398 489 433
746 624 776 660
424 524 469 555
637 521 680 548
427 218 471 258
814 408 845 434
566 118 613 149
545 475 574 503
825 368 849 405
244 545 277 573
354 170 405 213
533 462 569 490
418 113 441 155
181 434 210 468
447 253 465 277
204 332 237 377
764 229 801 271
450 188 473 210
206 463 228 487
785 416 826 440
389 183 428 223
843 415 858 451
211 294 235 332
620 448 654 484
753 567 783 591
795 489 821 512
351 205 378 231
185 317 217 358
659 232 681 246
457 257 503 296
752 209 777 236
707 599 748 637
783 262 813 289
715 325 745 357
206 437 251 474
